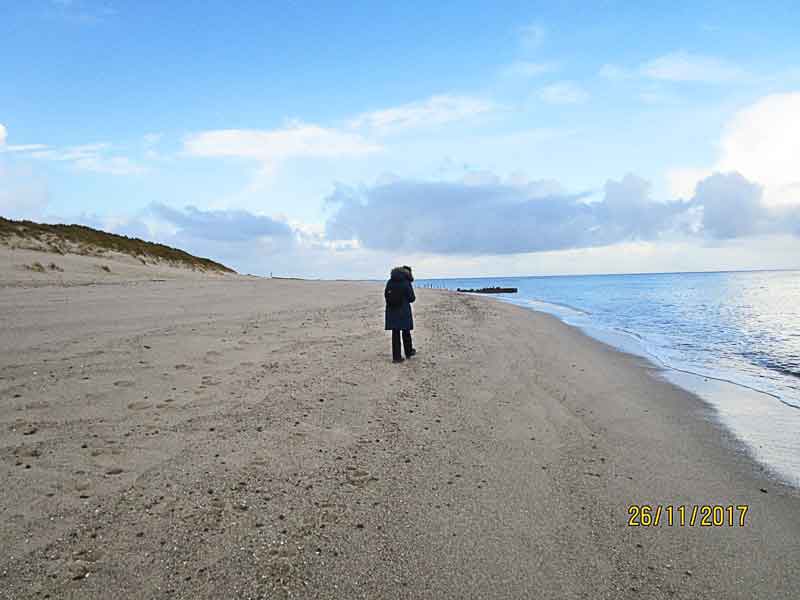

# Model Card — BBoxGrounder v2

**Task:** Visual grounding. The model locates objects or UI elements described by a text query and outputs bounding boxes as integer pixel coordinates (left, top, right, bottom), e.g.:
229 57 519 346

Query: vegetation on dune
0 216 236 273
24 261 46 273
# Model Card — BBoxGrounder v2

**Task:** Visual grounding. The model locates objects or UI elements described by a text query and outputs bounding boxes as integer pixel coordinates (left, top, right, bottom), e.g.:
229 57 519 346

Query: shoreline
467 290 800 489
520 302 799 487
1 280 798 598
496 291 798 406
490 295 794 479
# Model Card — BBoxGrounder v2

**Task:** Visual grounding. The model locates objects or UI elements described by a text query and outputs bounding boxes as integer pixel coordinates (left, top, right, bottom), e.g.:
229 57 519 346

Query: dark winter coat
384 267 415 330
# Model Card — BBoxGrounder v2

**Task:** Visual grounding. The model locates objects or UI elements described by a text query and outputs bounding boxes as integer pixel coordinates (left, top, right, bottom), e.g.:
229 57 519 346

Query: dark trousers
391 329 413 360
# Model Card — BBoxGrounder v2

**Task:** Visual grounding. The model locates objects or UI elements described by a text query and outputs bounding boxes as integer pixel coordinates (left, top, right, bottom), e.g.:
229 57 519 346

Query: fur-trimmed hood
390 266 414 282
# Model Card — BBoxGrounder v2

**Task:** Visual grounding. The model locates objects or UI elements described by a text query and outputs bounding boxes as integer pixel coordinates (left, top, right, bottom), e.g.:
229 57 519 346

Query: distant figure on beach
385 265 417 363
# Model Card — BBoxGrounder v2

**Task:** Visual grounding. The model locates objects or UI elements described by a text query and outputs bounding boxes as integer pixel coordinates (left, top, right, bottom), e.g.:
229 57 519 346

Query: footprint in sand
174 364 193 370
18 424 39 435
345 468 375 487
74 480 92 495
24 400 50 410
127 401 152 410
14 446 41 459
113 380 135 388
204 351 221 364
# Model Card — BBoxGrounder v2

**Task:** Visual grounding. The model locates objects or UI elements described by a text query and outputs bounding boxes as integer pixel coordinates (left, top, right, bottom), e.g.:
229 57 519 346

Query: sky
2 0 800 278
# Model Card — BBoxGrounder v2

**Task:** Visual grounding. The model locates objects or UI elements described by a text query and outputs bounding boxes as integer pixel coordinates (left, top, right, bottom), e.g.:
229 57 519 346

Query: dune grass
25 262 46 273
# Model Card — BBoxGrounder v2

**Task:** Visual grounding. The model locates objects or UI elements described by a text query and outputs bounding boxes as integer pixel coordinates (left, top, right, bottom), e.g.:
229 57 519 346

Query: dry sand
1 255 798 599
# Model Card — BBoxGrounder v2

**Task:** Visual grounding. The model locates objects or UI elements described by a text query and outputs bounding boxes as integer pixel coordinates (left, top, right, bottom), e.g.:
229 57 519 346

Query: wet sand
1 275 798 599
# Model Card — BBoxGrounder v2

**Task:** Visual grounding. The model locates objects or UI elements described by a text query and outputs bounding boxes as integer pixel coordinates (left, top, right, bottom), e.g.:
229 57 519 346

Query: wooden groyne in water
457 286 518 294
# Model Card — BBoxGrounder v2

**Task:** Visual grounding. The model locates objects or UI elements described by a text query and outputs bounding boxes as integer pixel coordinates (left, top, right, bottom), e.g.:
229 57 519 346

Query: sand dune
1 272 798 599
0 245 238 288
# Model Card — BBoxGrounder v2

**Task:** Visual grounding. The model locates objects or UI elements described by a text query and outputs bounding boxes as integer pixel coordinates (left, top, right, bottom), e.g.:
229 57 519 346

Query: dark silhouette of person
384 266 416 363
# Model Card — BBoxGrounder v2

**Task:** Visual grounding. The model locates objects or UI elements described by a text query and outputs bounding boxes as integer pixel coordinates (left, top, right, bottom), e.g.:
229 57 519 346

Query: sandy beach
1 268 799 599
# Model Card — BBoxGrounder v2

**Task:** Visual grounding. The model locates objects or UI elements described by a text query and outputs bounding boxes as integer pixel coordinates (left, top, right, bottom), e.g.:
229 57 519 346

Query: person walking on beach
385 265 417 363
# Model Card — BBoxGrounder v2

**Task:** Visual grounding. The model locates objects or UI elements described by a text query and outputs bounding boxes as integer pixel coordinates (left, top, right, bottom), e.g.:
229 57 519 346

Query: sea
418 270 800 486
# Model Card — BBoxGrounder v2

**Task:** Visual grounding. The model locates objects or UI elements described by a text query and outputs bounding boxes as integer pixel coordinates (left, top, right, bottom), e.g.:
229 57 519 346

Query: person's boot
393 357 405 363
402 331 415 358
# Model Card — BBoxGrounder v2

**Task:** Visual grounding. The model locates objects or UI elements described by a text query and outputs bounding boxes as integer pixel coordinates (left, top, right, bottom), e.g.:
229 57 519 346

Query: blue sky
2 1 800 277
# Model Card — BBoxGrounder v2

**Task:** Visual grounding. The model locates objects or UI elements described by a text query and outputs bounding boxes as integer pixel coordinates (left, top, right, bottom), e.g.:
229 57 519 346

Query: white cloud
669 92 800 206
539 81 589 104
598 64 634 80
19 142 146 175
602 52 746 87
639 82 684 105
0 124 49 153
184 122 380 165
716 92 800 205
348 95 495 133
74 155 146 175
0 123 52 153
24 144 92 161
500 61 558 78
641 51 746 83
1 144 49 153
667 166 712 200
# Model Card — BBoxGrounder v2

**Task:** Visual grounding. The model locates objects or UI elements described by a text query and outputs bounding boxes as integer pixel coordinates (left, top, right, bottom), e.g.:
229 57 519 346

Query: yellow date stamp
627 504 749 527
